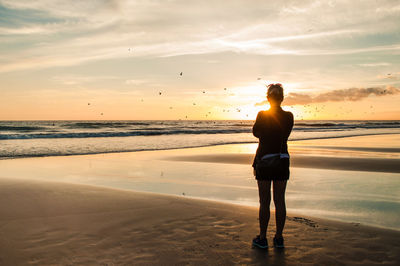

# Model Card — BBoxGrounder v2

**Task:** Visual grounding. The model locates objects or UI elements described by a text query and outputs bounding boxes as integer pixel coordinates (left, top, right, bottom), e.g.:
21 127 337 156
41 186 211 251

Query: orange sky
1 0 399 120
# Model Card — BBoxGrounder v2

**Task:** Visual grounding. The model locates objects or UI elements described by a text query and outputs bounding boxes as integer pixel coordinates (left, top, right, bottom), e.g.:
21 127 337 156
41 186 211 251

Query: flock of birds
87 70 245 119
291 103 377 120
157 73 234 117
87 62 385 119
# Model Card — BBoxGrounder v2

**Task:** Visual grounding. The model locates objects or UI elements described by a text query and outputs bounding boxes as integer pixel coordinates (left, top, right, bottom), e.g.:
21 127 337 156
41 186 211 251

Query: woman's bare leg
273 180 287 238
257 180 271 239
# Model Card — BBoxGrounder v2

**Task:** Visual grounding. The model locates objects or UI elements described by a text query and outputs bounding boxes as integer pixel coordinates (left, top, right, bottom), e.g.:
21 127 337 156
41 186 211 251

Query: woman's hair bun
267 83 284 100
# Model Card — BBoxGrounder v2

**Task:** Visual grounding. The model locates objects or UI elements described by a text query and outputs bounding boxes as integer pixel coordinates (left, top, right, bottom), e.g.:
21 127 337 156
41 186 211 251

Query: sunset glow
1 0 399 120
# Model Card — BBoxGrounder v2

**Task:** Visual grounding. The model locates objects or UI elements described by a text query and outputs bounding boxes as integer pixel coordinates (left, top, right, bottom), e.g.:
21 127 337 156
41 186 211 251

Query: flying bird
159 91 162 95
180 72 183 76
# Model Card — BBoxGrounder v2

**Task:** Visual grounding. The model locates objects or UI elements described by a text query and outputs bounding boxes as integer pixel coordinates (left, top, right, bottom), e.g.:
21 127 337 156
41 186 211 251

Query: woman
252 83 294 249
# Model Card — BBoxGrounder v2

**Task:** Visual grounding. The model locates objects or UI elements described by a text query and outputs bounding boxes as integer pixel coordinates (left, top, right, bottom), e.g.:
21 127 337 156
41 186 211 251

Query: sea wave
0 129 252 140
0 126 46 131
64 122 151 128
1 131 399 160
295 122 344 127
294 121 400 129
0 120 399 141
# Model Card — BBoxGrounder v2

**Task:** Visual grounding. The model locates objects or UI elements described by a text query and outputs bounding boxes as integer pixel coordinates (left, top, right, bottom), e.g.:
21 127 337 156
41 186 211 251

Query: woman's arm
287 112 294 137
252 111 264 138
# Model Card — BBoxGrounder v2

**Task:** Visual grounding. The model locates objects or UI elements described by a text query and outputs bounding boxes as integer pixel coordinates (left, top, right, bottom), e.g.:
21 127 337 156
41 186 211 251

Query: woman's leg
257 180 271 239
273 180 287 238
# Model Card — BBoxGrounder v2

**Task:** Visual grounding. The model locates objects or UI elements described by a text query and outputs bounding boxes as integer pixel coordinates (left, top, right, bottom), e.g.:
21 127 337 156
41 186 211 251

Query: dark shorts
255 158 290 181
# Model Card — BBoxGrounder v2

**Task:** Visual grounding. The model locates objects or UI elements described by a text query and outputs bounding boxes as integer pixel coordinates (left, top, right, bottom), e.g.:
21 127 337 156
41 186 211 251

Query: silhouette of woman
252 83 294 249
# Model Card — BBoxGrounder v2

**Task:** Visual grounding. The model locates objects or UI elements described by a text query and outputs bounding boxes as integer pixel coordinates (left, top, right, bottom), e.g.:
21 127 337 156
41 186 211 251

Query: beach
0 134 399 265
2 0 400 264
0 178 399 265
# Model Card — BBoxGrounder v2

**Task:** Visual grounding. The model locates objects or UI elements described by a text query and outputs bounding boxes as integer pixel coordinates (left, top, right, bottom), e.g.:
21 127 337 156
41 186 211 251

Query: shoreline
1 142 398 161
1 174 398 233
165 154 400 173
0 134 399 264
1 134 399 231
1 132 399 161
1 176 398 235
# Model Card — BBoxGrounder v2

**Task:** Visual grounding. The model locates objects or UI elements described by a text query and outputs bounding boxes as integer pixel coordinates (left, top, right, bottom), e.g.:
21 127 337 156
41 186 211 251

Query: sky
0 0 399 120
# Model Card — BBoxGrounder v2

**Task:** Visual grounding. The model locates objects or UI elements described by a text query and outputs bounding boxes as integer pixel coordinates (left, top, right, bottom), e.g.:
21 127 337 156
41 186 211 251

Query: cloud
377 72 400 80
1 0 400 72
359 62 391 67
125 79 148 85
52 75 118 85
255 86 400 106
0 25 52 34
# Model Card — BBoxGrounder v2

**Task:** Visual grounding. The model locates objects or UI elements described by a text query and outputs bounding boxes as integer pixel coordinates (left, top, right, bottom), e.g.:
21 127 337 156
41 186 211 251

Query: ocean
1 119 399 230
1 120 400 159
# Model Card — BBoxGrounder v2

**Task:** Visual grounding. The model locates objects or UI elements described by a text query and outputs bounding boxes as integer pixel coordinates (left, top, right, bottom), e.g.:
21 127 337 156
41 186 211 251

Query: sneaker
252 235 268 249
273 236 284 248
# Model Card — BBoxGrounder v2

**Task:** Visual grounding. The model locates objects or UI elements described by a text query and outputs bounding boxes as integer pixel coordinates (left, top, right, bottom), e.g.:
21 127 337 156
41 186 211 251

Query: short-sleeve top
252 106 294 168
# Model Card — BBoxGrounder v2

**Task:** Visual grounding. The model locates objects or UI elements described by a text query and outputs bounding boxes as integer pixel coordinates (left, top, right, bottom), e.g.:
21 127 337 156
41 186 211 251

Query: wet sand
165 153 400 173
165 134 400 173
0 134 399 265
0 178 399 265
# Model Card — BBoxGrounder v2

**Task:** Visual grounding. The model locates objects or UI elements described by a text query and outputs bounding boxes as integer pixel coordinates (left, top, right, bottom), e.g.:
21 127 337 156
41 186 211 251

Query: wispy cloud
1 0 400 72
125 79 149 86
377 72 400 80
359 62 391 67
52 75 118 85
0 25 52 35
255 86 400 106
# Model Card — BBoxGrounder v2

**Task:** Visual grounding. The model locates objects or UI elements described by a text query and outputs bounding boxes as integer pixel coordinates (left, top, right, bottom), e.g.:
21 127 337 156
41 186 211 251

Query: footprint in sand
287 216 319 228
